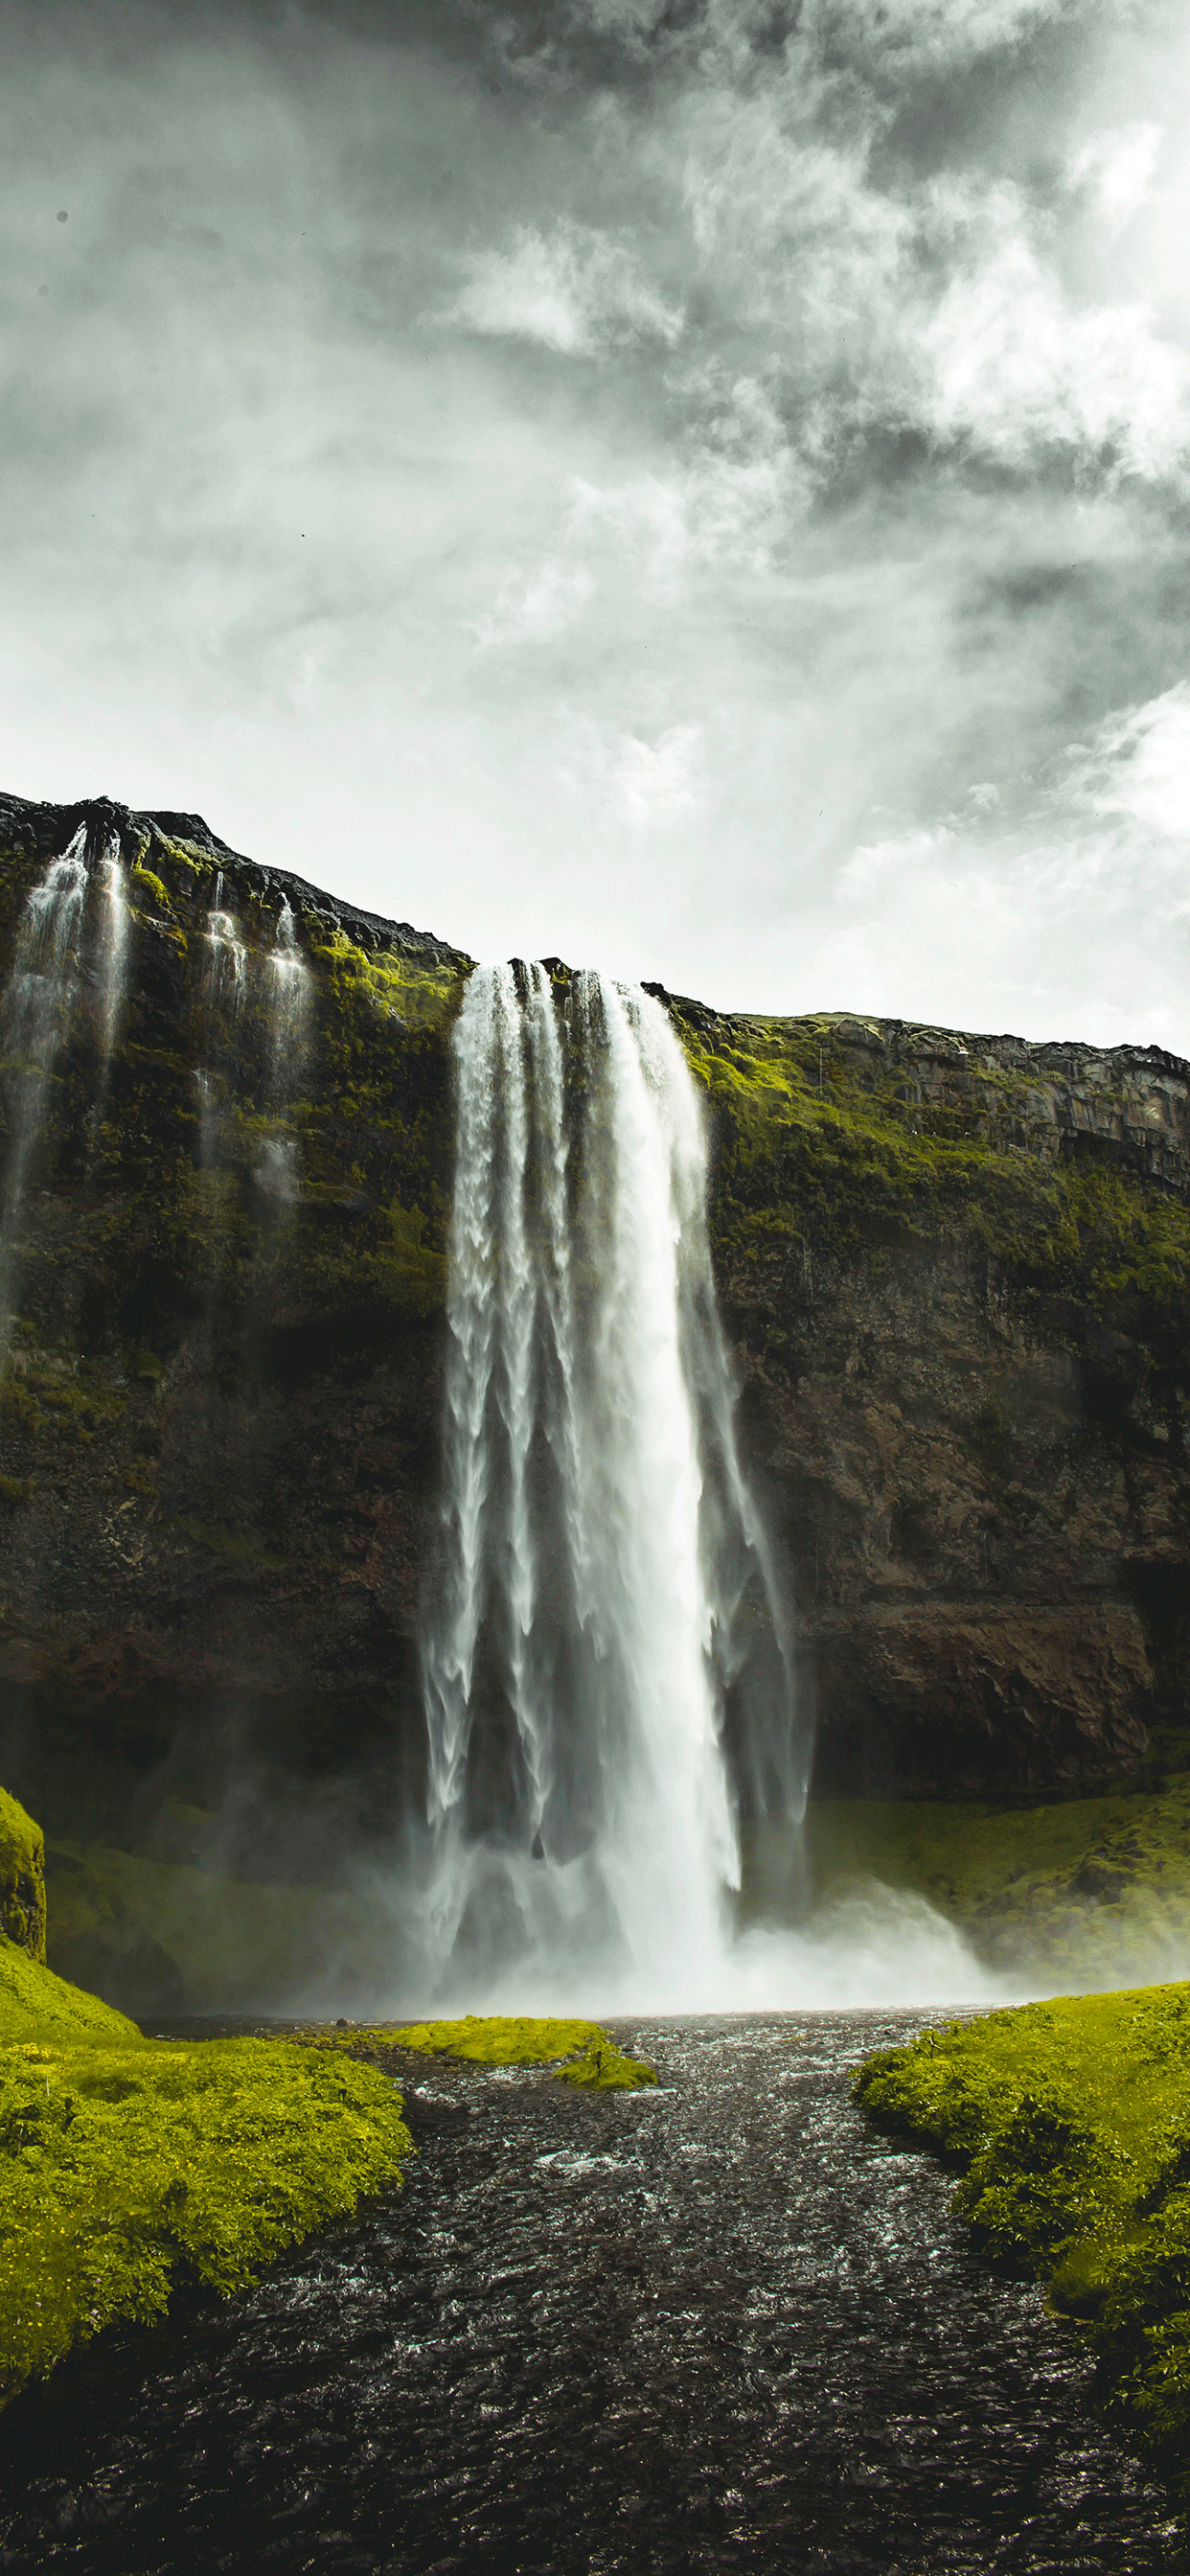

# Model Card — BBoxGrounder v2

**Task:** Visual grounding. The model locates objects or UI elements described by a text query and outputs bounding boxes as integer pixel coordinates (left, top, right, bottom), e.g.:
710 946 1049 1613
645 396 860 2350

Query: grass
0 1935 412 2410
855 1984 1190 2512
346 2013 657 2089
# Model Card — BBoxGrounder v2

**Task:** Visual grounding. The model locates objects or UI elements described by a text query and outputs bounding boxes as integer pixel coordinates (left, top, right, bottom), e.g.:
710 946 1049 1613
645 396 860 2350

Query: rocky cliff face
0 792 1186 1873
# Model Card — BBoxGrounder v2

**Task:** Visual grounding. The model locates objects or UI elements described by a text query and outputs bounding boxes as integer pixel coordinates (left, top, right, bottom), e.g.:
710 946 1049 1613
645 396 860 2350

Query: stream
0 2012 1179 2574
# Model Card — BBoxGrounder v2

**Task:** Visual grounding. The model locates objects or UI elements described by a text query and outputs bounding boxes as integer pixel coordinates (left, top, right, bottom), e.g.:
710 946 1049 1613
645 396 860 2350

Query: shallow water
0 2012 1179 2573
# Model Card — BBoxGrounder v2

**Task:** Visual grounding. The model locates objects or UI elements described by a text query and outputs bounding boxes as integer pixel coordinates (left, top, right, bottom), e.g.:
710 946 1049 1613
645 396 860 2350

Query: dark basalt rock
0 791 1186 1871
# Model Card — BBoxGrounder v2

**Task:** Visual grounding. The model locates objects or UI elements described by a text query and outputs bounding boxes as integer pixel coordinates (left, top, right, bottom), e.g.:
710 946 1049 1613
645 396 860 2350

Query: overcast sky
3 0 1189 1046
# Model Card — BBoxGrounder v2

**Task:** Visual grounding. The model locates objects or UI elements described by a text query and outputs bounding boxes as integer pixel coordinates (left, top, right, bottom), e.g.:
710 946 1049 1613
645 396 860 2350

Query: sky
2 0 1189 1047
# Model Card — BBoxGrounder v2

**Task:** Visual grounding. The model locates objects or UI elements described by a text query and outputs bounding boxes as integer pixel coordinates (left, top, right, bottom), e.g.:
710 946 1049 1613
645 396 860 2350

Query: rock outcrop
0 792 1186 1863
0 1784 46 1960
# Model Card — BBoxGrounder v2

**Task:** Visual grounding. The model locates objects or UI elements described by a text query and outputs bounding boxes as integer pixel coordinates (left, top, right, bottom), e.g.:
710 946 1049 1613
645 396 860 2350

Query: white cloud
917 179 1189 478
473 557 596 649
613 722 706 827
571 0 1073 75
1061 679 1190 842
1066 124 1164 239
828 684 1190 1047
798 0 1073 68
446 218 684 356
661 67 1190 493
561 718 707 831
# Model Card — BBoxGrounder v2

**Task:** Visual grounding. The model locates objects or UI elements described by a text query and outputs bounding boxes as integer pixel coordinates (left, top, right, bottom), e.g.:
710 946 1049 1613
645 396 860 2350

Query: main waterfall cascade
420 962 809 2007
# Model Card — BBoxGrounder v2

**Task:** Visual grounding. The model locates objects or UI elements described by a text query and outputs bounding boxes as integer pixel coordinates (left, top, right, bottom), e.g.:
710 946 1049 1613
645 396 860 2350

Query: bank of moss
355 2013 657 2089
856 1985 1190 2509
0 1934 412 2410
809 1784 1190 1987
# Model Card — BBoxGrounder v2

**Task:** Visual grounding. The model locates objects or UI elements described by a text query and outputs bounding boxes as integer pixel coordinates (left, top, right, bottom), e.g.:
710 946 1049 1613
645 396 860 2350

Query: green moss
0 2010 411 2407
130 865 169 909
555 2038 658 2090
0 1472 32 1506
808 1787 1190 1985
855 1982 1190 2511
0 1934 137 2043
378 2013 656 2087
674 1005 1190 1355
0 1792 46 1962
0 1796 412 2412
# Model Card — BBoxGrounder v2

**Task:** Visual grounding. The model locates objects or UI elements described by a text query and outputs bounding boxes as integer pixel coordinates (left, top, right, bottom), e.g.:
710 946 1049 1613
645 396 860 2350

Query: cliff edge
0 792 1185 1879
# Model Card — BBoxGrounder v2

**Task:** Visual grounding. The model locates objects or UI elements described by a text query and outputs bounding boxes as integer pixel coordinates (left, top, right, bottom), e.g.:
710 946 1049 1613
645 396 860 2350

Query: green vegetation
856 1984 1190 2510
675 1005 1190 1355
810 1786 1190 1987
129 864 169 909
0 1934 135 2044
0 1936 412 2411
0 1787 45 1961
379 2013 657 2088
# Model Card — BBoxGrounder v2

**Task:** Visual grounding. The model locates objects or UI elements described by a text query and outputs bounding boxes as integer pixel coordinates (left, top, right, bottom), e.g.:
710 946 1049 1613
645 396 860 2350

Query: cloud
565 0 1076 76
1063 678 1190 841
446 217 684 354
0 0 1188 1053
561 717 707 830
917 178 1189 478
1067 124 1164 239
473 556 596 648
668 77 1189 490
829 684 1190 1047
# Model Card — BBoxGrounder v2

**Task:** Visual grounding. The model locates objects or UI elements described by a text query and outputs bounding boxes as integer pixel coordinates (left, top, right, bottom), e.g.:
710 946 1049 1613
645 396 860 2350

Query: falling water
205 870 246 1002
421 963 805 2007
257 896 309 1213
0 829 90 1355
96 833 129 1070
266 899 307 1085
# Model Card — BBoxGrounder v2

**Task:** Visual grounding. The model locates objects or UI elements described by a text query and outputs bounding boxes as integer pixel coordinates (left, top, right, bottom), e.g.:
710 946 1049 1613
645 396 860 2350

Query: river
0 2012 1179 2573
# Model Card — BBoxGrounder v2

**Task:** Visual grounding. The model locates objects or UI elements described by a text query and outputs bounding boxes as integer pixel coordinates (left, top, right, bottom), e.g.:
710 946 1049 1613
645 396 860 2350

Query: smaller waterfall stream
0 829 90 1356
205 871 245 1003
421 963 806 2007
96 833 129 1070
257 897 309 1213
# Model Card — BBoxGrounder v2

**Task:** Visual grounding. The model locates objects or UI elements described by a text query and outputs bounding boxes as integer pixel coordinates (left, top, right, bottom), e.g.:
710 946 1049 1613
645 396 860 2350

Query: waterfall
96 833 129 1069
420 963 804 2008
258 896 309 1213
266 898 307 1086
205 871 245 1001
0 829 90 1356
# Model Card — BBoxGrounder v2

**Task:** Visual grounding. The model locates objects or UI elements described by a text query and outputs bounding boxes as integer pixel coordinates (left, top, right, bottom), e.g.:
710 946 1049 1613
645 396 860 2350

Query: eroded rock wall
0 793 1186 1853
665 996 1190 1797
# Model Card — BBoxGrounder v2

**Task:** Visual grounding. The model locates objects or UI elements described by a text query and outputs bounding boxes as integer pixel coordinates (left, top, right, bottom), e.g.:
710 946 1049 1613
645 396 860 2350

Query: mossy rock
0 1787 46 1963
0 2011 412 2406
379 2013 657 2088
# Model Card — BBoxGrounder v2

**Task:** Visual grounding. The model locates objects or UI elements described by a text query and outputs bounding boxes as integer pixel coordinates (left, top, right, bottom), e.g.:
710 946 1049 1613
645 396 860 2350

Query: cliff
0 793 1186 1896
